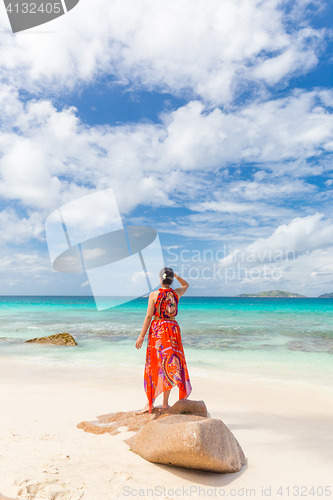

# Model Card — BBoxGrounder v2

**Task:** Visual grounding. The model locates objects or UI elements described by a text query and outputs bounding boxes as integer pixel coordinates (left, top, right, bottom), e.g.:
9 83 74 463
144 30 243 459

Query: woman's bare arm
174 273 189 298
135 292 155 349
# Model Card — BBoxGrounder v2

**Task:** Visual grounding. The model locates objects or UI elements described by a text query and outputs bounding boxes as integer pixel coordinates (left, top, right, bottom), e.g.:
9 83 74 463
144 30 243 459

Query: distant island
318 292 333 298
235 290 307 298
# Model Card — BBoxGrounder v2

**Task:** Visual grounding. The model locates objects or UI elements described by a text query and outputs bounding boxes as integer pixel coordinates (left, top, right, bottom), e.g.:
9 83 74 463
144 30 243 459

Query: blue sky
1 0 333 297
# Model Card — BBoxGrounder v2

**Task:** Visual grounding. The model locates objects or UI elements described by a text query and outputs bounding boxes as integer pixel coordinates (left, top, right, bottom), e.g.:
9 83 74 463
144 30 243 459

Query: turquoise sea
1 296 333 395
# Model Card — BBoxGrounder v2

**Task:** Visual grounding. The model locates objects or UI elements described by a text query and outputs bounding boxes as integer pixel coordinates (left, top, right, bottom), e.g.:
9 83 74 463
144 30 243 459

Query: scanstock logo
3 0 80 33
45 189 165 310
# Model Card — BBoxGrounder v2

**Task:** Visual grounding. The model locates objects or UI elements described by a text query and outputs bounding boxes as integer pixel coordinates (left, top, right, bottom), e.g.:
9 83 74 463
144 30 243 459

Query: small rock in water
25 333 77 346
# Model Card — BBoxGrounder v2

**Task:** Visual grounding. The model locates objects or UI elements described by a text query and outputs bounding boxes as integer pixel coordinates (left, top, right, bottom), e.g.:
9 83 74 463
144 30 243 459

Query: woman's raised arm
174 273 189 298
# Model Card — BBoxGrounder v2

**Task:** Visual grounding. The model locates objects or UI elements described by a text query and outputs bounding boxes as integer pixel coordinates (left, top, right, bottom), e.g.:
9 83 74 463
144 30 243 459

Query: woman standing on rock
135 268 192 414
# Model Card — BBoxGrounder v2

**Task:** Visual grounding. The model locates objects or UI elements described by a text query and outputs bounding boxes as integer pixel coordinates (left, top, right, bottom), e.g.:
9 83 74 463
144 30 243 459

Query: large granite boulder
25 333 77 346
78 399 246 473
125 414 246 473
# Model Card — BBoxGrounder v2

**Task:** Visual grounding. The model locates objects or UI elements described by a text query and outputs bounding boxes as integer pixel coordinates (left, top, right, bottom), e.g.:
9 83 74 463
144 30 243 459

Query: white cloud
161 228 333 297
83 248 107 260
190 176 314 211
0 208 44 245
0 246 91 294
190 200 258 214
0 0 326 104
219 213 333 267
251 28 321 85
0 250 49 274
131 270 152 283
1 87 333 246
227 179 315 200
160 91 333 167
235 248 333 296
0 0 331 296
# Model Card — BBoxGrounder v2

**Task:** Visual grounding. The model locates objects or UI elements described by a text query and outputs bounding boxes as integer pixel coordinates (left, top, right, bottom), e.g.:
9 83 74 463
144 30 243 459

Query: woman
135 267 192 413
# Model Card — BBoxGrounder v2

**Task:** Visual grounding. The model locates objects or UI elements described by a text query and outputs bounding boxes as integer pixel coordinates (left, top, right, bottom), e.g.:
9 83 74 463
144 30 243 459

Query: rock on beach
125 413 246 473
25 333 77 345
78 399 246 473
77 399 208 436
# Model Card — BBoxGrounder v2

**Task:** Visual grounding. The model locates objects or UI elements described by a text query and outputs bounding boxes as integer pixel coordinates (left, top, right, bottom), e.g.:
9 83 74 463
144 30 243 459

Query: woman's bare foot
162 389 171 409
136 403 154 414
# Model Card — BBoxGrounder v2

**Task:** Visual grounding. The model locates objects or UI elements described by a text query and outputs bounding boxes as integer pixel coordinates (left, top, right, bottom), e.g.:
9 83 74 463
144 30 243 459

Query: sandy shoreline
0 359 332 500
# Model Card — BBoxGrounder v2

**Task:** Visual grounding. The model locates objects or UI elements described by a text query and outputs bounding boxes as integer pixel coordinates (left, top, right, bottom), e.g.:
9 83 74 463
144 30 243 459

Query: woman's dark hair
159 267 174 286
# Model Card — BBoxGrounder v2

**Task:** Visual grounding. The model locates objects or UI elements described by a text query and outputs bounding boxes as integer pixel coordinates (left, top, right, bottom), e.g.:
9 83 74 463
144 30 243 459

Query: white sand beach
0 358 332 500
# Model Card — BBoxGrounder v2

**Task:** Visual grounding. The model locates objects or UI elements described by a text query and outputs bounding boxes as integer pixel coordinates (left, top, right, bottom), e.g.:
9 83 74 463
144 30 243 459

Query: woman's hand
135 334 144 349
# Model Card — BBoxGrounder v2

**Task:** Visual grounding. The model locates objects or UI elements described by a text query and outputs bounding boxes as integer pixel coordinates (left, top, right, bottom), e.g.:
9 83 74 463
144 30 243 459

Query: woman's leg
163 389 171 409
137 398 154 414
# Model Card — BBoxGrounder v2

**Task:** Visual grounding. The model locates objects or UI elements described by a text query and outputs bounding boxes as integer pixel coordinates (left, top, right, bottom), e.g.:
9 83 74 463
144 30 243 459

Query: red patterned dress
144 287 192 413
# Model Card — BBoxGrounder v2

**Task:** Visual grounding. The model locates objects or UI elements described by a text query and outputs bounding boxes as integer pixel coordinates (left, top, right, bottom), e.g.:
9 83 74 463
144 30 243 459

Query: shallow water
1 296 333 395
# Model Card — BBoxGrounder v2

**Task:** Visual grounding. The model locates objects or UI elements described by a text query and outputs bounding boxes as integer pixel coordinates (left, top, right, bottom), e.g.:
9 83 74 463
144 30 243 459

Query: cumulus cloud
0 0 327 104
0 250 50 274
159 215 333 297
0 208 44 245
219 213 333 267
1 0 332 296
1 86 333 246
190 177 315 210
157 91 333 167
1 87 333 204
235 247 333 296
0 246 90 294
